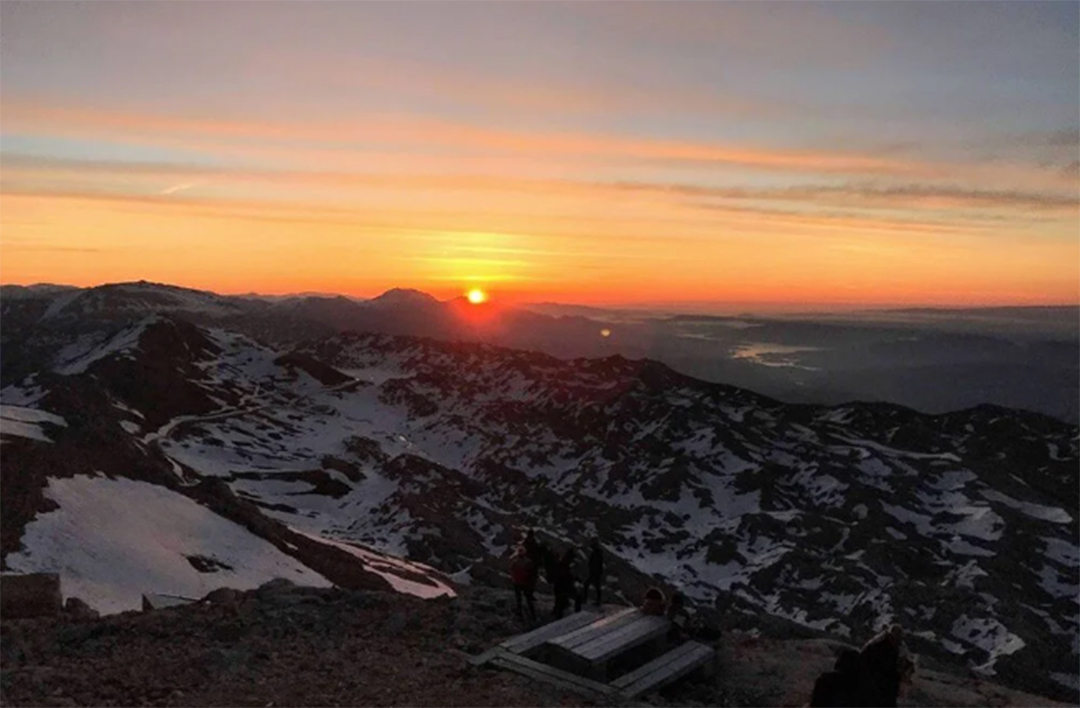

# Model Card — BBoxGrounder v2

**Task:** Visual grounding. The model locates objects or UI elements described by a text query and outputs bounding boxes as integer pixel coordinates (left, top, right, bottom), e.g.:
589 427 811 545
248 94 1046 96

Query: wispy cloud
159 181 197 195
0 101 942 179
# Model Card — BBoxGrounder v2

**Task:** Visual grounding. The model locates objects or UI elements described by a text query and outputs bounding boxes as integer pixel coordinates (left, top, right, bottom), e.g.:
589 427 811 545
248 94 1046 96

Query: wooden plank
498 611 600 656
547 607 640 651
468 647 500 667
610 641 702 688
575 615 670 663
488 650 617 697
611 641 714 697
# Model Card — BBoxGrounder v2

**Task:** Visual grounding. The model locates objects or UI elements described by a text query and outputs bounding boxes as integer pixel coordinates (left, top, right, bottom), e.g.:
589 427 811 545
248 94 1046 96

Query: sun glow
466 288 488 304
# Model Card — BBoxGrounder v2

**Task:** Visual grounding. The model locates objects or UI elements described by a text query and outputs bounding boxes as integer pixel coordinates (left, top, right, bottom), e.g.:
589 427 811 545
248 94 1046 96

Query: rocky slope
1 288 1077 703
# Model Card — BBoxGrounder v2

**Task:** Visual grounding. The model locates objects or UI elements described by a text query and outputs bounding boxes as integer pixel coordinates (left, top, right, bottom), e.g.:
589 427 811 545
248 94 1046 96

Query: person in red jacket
509 545 537 622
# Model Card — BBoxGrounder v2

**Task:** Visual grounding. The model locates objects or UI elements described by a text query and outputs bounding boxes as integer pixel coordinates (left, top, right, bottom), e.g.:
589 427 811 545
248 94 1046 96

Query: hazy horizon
3 277 1079 325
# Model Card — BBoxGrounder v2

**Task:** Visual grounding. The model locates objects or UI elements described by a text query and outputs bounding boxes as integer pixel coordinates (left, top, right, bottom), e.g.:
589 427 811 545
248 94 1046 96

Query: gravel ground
0 582 1067 707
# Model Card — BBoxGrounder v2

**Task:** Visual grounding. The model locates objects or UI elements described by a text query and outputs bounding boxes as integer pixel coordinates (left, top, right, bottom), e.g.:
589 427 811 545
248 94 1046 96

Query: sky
1 1 1077 310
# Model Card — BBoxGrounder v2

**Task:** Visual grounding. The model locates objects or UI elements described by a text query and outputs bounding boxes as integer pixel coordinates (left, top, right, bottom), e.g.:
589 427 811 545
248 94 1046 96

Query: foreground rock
0 573 62 619
0 582 1067 707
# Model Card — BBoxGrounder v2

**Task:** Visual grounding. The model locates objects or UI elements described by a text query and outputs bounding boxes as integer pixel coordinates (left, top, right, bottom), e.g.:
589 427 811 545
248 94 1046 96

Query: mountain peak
367 289 439 306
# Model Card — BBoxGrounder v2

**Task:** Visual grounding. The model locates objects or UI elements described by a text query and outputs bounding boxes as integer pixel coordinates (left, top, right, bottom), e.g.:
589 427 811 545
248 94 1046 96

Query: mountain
5 281 1076 425
0 294 1076 703
364 288 441 307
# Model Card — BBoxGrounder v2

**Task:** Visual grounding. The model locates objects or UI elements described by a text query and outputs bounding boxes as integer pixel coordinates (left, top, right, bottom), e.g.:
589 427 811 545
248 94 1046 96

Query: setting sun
466 289 488 305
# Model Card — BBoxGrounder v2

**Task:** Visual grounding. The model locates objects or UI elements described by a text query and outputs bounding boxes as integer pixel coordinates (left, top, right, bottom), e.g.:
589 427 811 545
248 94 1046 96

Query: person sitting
640 587 666 616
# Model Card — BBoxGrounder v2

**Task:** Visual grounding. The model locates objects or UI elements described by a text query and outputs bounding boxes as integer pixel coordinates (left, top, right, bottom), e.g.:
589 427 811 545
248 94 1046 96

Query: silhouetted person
551 548 581 619
579 539 604 606
522 529 539 559
509 545 537 622
861 624 905 707
541 544 558 588
810 648 873 707
640 587 666 616
522 530 546 588
666 590 691 640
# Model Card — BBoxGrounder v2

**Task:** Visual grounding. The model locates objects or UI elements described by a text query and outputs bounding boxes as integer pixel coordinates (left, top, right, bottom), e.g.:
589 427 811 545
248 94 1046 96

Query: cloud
0 100 934 179
4 153 1074 254
159 181 197 195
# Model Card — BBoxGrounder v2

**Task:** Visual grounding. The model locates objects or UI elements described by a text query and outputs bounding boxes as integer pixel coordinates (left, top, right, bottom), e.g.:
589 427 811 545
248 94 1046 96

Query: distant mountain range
0 281 1077 702
3 281 1077 422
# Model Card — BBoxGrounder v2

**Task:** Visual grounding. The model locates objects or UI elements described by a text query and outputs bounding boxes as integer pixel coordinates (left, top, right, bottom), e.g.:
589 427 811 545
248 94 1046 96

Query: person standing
509 545 537 622
581 538 604 606
551 548 581 619
861 624 906 707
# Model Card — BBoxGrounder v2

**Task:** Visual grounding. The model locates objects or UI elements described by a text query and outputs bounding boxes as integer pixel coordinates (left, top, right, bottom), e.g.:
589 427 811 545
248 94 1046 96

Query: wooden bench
548 609 671 679
546 607 639 652
499 610 600 655
611 640 714 697
572 613 670 666
487 649 617 698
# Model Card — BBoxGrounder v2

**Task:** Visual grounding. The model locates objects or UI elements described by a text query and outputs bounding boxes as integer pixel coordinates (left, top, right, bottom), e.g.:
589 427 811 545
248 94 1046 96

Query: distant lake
731 343 822 369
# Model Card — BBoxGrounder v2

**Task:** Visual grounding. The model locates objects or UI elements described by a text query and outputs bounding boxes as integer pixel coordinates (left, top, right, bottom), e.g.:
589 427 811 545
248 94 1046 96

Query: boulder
63 596 100 620
1 572 62 619
142 593 196 611
255 577 298 596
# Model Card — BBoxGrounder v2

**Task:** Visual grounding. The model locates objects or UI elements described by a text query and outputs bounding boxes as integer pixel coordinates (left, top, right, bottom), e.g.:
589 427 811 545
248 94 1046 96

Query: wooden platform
473 607 715 699
611 640 714 697
546 607 639 654
468 611 600 667
499 610 600 656
487 649 616 698
564 613 670 667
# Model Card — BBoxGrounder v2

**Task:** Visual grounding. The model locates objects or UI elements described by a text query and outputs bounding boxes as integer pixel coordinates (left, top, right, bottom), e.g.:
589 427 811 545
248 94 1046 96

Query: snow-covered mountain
1 284 1077 702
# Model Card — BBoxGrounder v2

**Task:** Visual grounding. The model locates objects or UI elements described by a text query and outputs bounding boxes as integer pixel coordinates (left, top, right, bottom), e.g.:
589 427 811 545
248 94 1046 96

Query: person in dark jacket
522 529 539 557
550 548 581 619
861 624 906 707
666 590 691 640
581 539 604 606
810 648 873 707
522 530 546 589
508 545 537 622
541 544 558 588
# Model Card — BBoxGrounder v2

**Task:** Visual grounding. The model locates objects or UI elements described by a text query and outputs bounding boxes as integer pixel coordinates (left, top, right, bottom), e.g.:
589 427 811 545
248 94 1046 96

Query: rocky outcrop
1 573 62 619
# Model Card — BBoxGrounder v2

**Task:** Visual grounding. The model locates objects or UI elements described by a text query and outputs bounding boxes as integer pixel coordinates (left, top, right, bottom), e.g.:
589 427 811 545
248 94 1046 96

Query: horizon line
1 278 1077 316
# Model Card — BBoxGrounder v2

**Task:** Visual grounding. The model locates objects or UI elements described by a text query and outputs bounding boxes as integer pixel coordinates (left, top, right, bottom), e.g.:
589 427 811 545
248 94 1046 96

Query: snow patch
0 405 68 443
981 489 1073 524
5 474 332 614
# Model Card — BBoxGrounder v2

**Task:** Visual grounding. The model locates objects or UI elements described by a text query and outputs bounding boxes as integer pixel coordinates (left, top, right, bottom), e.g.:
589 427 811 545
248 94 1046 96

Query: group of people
810 624 917 707
508 529 605 622
508 530 913 705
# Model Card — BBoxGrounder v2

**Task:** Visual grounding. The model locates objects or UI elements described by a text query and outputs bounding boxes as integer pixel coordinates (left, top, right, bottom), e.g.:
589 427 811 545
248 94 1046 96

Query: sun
466 288 487 305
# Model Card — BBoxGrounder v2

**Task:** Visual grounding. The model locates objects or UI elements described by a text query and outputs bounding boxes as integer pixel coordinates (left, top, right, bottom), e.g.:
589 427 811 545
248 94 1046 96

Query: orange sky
2 3 1077 310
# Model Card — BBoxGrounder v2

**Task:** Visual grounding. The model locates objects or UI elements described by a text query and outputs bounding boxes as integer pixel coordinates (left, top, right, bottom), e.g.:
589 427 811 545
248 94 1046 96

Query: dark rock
1 573 62 619
255 578 298 596
383 611 408 636
63 597 99 620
